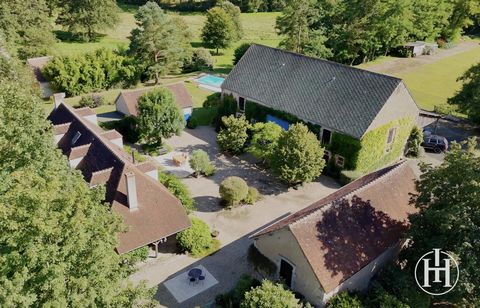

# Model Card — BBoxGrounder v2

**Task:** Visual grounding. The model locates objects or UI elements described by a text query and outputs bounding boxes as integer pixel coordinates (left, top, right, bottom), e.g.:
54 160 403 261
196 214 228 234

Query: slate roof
222 44 404 139
116 82 194 116
48 104 191 254
252 161 417 292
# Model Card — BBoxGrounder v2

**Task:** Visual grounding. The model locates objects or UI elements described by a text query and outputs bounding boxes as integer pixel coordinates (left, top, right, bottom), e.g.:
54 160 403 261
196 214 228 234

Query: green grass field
53 5 281 73
394 46 480 111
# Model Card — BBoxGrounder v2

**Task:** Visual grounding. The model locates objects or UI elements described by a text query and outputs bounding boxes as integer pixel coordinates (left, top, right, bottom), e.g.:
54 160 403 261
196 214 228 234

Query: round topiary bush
244 187 260 205
176 217 214 256
219 176 248 207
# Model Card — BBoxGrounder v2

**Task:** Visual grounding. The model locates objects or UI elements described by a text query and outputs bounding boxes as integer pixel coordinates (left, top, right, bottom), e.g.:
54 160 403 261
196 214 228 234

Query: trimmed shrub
158 172 195 213
186 117 198 129
326 292 363 308
214 94 238 131
271 123 325 186
248 121 282 164
216 274 261 307
406 126 424 158
219 176 249 207
217 115 251 154
203 92 222 108
184 48 214 72
78 94 104 108
189 149 215 177
176 217 216 256
241 280 300 308
243 187 260 205
233 42 252 65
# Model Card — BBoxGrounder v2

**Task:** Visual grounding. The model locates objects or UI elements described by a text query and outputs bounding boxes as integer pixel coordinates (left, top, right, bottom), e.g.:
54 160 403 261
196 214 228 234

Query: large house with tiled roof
222 44 419 175
251 161 417 306
48 93 191 255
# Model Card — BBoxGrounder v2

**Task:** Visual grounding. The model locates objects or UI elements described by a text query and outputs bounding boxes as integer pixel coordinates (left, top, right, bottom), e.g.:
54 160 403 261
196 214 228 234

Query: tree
189 149 215 177
442 0 480 41
271 123 325 185
248 122 282 164
218 1 243 40
327 292 363 308
219 176 249 207
276 0 332 58
401 139 480 304
158 172 195 213
217 115 251 154
129 2 192 84
406 126 424 158
176 217 215 256
0 0 55 59
241 280 300 308
201 7 235 54
137 88 186 146
0 54 156 307
233 43 252 65
184 48 214 72
57 0 119 41
448 61 480 123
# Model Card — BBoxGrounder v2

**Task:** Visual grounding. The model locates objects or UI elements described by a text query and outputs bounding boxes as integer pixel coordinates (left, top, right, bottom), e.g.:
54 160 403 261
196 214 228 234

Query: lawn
394 46 480 111
52 5 281 73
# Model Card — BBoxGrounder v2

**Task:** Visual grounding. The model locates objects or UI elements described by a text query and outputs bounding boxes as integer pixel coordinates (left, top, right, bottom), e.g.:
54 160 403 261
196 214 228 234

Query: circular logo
414 249 459 296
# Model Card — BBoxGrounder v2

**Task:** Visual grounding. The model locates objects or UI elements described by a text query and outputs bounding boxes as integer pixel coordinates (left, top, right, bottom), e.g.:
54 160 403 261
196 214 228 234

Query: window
321 128 332 144
323 150 331 163
71 131 82 146
335 155 345 168
238 97 245 112
387 127 396 144
385 127 396 152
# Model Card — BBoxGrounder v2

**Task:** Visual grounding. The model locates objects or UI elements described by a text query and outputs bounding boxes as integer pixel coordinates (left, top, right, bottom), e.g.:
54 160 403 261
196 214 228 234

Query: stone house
221 44 419 175
251 161 417 306
48 94 191 255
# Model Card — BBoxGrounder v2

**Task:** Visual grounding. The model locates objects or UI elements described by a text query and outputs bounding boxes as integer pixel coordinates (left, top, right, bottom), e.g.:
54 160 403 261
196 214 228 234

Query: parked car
421 134 448 153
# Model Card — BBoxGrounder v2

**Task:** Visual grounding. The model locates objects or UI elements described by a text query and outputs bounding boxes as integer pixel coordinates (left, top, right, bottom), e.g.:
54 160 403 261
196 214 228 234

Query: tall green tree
201 7 235 54
0 0 55 59
443 0 480 40
401 139 480 305
411 0 452 40
0 54 156 307
276 0 332 58
218 1 244 40
241 280 300 308
271 123 325 186
57 0 119 41
137 88 186 146
448 62 480 123
129 2 192 84
248 122 282 164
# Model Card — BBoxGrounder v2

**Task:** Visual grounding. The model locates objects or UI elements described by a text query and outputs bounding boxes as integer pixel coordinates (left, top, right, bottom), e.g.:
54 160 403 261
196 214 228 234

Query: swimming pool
196 74 225 88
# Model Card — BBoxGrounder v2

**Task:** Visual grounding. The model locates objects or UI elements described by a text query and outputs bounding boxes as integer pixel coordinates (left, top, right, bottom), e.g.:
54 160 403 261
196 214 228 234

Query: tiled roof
116 82 193 116
222 44 403 139
252 161 417 292
48 104 191 254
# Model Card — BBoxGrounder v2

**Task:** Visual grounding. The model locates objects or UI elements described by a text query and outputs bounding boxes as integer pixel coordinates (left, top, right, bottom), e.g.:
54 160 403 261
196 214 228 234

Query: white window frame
335 154 345 168
71 131 82 146
385 127 397 152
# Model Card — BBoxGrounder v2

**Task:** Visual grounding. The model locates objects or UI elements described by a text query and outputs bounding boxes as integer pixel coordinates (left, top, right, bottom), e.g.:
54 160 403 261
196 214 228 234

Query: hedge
158 172 195 213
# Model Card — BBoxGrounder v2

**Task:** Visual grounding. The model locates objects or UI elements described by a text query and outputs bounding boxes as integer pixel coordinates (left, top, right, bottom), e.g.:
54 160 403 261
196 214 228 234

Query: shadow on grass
54 30 107 43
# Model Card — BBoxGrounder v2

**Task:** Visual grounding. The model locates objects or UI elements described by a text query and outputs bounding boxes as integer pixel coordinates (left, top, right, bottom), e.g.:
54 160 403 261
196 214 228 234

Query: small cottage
115 82 194 121
252 161 417 306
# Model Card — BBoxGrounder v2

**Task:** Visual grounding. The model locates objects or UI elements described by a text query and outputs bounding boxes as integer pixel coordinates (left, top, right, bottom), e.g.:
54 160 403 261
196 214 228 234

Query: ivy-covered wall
355 116 414 172
245 100 414 176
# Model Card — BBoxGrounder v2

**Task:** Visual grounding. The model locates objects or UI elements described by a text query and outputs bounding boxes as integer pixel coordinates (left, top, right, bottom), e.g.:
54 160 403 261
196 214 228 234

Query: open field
53 5 281 73
394 46 480 111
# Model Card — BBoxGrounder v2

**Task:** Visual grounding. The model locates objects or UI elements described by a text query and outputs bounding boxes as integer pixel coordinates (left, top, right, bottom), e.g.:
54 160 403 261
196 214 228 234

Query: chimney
53 92 65 110
125 172 138 211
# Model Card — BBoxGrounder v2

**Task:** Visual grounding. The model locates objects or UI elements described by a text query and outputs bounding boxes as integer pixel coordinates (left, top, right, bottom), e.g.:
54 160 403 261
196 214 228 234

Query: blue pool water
196 75 225 88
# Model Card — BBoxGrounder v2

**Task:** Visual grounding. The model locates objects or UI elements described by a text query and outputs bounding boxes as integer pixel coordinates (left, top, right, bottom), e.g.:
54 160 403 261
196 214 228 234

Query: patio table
188 268 202 279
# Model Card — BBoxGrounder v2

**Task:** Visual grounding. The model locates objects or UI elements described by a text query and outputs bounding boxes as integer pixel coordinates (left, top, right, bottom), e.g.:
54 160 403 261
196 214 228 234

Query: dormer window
71 131 82 146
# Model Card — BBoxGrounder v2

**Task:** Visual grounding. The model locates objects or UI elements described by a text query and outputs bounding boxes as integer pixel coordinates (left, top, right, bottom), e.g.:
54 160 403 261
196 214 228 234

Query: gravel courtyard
130 127 340 307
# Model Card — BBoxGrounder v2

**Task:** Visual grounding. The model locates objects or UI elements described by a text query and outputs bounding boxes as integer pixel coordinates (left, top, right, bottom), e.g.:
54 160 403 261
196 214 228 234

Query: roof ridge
289 161 407 228
250 44 402 83
54 122 71 127
70 143 91 150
